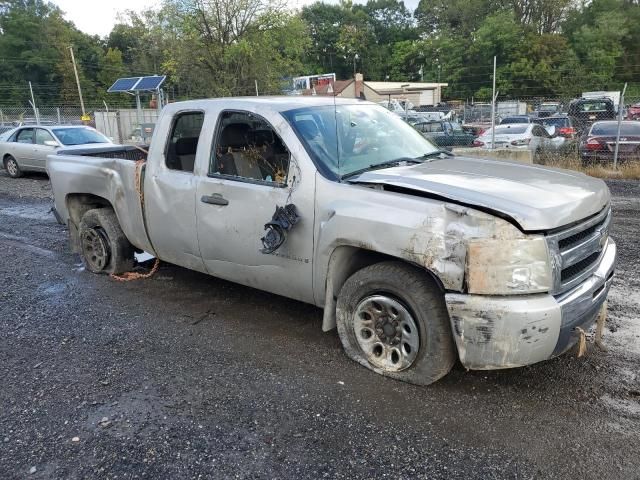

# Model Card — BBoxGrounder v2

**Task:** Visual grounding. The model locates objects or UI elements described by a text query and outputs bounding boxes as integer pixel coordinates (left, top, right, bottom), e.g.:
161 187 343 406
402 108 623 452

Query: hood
351 156 610 231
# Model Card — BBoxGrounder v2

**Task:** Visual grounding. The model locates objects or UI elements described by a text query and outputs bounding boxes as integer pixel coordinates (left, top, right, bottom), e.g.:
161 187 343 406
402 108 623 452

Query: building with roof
300 73 448 107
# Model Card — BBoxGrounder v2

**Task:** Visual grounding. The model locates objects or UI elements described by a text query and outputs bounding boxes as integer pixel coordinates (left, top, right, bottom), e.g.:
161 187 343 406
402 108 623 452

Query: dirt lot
1 170 639 479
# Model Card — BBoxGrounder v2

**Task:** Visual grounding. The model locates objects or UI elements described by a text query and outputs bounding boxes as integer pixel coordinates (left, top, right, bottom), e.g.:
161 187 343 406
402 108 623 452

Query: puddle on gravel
601 394 640 417
0 204 55 221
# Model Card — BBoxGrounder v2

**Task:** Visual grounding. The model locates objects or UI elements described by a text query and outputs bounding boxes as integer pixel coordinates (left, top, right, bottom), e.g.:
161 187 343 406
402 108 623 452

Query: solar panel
132 76 166 91
108 77 142 93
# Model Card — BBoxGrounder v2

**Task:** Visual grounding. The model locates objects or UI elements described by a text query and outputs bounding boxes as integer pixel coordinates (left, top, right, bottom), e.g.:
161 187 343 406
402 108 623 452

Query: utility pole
69 46 86 116
490 56 497 150
613 82 628 170
255 79 259 96
28 81 39 124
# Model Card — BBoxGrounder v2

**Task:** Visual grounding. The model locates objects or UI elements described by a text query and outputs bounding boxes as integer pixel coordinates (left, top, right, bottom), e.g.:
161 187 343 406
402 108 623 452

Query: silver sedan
0 125 113 178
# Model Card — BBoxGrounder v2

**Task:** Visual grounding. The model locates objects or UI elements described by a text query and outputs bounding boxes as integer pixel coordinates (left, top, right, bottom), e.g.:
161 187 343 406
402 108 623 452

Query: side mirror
44 140 60 147
546 126 557 137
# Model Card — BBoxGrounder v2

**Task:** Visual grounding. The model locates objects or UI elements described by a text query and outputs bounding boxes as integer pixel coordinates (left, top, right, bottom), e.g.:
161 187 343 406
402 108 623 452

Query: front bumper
445 238 616 370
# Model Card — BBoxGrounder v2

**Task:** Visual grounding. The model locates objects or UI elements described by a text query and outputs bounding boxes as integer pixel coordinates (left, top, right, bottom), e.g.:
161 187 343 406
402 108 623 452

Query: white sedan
473 123 566 158
0 125 114 178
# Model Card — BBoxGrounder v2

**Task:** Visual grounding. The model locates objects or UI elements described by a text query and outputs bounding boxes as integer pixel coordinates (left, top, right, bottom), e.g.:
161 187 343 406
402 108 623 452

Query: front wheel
4 155 22 178
336 261 456 385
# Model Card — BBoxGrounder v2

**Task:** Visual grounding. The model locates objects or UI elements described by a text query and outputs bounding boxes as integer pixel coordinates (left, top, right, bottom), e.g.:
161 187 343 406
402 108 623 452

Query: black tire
336 261 456 385
4 155 22 178
78 208 135 274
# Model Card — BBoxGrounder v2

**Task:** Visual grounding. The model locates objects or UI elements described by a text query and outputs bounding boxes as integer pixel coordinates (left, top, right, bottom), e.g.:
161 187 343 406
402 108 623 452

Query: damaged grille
557 215 607 250
560 252 601 282
548 206 611 294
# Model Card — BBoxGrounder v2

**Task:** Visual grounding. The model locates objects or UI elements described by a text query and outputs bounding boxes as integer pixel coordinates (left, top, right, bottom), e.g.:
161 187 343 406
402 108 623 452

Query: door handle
201 193 229 206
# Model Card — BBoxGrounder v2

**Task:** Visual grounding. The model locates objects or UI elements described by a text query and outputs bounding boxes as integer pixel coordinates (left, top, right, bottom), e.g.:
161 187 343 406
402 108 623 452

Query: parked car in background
534 102 562 118
532 115 578 147
461 125 485 137
568 97 616 135
412 120 476 149
499 115 532 125
474 123 566 159
579 120 640 165
627 103 640 121
1 125 114 178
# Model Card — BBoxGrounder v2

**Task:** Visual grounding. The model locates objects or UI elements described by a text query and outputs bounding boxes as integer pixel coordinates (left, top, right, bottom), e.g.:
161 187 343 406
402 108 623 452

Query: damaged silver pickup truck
47 97 616 385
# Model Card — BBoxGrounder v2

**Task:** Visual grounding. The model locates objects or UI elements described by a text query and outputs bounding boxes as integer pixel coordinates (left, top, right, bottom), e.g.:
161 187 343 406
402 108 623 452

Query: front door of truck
195 109 315 304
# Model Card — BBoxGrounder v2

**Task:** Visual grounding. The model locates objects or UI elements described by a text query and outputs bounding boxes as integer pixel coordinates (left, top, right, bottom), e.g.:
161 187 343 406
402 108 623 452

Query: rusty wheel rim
81 227 110 271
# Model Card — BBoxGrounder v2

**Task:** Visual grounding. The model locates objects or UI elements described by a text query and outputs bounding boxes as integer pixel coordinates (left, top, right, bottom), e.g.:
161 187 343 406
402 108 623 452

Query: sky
52 0 420 37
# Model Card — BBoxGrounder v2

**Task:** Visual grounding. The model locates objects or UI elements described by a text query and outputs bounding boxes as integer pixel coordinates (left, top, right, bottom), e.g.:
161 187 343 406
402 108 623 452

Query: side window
16 128 34 144
165 111 204 172
35 129 55 145
431 123 444 133
211 111 290 185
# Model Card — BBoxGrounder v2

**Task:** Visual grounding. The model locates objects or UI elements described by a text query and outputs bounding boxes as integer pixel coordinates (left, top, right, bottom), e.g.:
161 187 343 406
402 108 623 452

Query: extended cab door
195 109 315 303
143 110 207 273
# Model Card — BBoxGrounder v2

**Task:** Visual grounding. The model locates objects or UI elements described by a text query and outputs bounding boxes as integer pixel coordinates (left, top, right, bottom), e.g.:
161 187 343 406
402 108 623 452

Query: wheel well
65 194 113 252
321 246 444 332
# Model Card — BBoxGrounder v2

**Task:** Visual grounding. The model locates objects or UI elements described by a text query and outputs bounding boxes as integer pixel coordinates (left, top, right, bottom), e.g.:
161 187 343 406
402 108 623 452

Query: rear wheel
336 261 456 385
78 208 135 274
4 155 22 178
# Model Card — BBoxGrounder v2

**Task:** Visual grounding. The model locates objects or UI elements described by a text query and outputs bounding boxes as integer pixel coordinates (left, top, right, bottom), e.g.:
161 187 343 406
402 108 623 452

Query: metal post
56 107 61 125
68 46 86 116
255 80 259 97
28 81 39 124
156 88 163 114
490 56 497 149
135 92 142 140
613 82 628 170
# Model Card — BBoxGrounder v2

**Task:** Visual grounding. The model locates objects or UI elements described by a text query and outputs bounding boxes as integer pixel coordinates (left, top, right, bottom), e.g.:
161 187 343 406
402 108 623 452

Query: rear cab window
165 111 204 172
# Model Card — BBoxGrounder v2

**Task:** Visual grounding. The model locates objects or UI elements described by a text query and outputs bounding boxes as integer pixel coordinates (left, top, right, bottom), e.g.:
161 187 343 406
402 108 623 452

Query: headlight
466 237 552 295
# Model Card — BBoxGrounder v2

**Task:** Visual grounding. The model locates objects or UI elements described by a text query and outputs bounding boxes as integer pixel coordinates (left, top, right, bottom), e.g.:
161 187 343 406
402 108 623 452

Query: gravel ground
1 170 639 479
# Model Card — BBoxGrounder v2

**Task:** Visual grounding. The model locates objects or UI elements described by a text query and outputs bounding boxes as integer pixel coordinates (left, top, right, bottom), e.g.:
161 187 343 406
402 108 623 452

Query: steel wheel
80 227 111 272
5 156 20 178
353 295 420 372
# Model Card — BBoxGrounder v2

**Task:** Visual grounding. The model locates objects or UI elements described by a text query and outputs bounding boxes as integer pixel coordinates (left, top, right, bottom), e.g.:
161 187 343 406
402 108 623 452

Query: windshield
52 127 110 146
539 104 559 112
282 104 439 179
591 122 640 136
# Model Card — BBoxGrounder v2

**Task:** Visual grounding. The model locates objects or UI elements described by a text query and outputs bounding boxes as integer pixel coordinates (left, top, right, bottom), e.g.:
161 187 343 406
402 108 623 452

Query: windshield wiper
340 157 423 181
419 149 454 158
